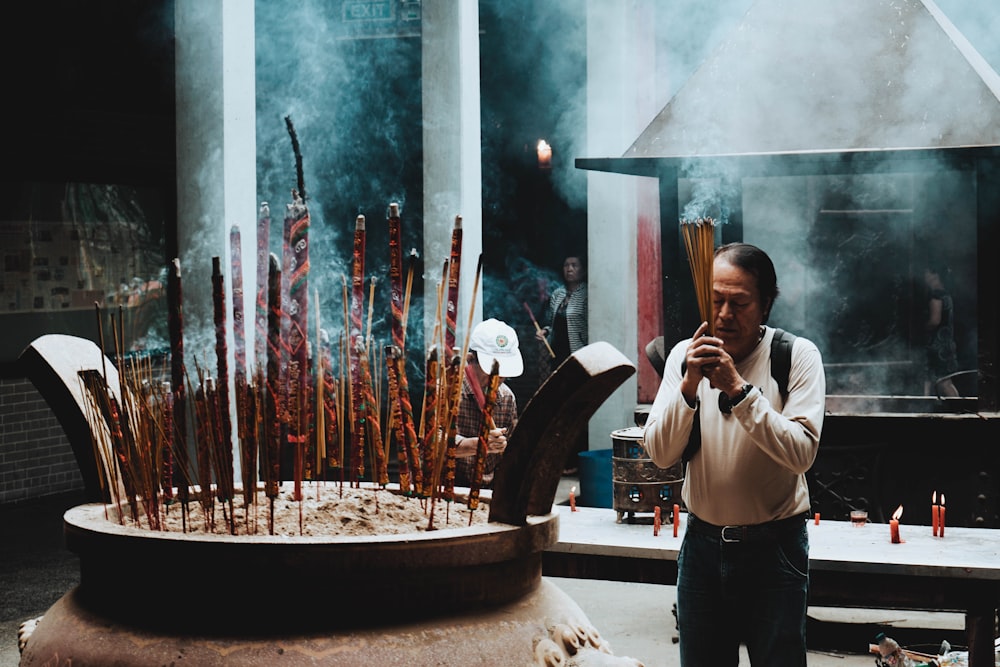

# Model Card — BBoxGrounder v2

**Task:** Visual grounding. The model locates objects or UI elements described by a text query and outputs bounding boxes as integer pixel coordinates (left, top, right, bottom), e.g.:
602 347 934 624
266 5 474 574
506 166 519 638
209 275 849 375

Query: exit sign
338 0 420 39
342 1 395 22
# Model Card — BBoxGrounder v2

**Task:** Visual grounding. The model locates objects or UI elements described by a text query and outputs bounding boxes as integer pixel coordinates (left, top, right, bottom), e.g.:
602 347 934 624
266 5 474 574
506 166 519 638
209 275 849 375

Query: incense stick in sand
680 217 716 336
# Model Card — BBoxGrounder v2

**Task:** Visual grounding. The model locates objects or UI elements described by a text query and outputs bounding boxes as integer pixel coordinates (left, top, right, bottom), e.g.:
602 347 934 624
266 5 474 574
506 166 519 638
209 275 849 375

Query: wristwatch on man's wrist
729 383 754 407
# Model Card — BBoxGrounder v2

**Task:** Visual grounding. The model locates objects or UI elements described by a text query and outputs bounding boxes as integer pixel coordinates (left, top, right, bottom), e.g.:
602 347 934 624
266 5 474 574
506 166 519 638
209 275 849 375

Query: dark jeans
677 515 809 666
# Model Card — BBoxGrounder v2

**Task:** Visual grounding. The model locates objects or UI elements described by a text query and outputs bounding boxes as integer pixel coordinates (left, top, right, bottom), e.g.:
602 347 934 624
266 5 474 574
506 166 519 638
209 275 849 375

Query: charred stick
284 115 306 202
386 204 422 493
254 203 271 376
265 253 283 510
284 192 311 498
230 225 247 391
445 215 463 351
349 216 367 484
211 257 234 502
167 258 190 511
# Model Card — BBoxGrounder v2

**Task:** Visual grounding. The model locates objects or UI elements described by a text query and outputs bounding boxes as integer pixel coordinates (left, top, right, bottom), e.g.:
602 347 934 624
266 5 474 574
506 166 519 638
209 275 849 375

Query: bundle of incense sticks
680 217 716 336
81 167 508 536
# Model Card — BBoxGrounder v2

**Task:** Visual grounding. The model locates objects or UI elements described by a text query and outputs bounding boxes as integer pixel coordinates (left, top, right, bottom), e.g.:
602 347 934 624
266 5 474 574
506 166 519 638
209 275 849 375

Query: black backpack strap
681 327 797 465
770 328 797 398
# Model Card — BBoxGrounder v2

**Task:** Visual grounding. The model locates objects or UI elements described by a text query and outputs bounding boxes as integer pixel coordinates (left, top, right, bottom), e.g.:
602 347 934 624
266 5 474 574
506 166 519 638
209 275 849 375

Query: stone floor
0 484 973 667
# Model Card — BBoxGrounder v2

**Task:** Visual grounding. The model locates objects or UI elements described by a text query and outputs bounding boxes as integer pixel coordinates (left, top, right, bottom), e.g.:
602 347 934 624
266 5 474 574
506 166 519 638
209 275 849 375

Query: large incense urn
19 335 641 666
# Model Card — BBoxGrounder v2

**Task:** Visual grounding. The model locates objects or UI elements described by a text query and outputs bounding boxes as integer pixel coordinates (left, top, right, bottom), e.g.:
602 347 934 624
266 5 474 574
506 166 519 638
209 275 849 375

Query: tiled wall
0 377 83 505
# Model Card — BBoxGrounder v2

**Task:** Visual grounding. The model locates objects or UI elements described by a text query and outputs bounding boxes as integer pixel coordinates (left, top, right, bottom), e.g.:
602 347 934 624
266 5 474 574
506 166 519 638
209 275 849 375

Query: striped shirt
543 283 588 361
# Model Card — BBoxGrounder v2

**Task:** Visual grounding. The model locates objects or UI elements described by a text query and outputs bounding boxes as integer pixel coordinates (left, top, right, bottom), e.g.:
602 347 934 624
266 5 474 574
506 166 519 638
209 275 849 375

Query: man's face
712 257 766 362
468 353 505 385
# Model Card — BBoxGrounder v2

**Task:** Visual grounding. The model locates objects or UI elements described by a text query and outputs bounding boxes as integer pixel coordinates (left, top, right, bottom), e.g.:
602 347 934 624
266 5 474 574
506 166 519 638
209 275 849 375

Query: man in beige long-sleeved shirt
643 243 825 667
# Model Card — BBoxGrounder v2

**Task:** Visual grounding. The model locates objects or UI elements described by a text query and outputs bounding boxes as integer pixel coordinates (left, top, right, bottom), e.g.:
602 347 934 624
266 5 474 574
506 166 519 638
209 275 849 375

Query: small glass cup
850 509 868 527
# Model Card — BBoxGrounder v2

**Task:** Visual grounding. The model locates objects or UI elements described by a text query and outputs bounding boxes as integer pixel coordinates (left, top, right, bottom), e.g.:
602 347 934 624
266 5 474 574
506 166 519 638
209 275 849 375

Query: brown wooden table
543 505 1000 666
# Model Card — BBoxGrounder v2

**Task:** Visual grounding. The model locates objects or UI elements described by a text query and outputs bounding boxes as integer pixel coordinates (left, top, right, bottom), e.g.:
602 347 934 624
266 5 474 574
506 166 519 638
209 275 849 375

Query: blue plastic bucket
578 448 613 508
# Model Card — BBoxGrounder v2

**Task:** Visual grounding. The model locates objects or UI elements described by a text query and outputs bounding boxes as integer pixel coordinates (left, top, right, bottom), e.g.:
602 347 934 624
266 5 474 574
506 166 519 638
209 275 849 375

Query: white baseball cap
469 318 523 377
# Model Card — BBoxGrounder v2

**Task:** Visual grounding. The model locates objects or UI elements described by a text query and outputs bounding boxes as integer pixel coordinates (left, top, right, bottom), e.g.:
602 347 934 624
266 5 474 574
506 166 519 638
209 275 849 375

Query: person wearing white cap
453 318 523 489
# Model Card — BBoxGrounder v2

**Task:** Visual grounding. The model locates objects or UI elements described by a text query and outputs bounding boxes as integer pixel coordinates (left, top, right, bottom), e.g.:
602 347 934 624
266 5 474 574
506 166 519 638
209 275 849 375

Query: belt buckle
721 525 744 543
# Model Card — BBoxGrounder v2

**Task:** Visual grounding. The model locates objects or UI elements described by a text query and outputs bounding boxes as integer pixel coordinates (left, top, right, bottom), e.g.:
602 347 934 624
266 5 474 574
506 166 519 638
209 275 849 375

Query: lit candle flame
536 139 552 168
892 505 903 521
932 490 937 504
940 494 945 507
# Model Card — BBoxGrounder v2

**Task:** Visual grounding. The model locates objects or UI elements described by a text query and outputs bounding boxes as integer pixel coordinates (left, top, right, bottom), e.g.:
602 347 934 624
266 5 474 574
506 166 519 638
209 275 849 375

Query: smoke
254 0 425 360
630 0 994 396
245 0 994 397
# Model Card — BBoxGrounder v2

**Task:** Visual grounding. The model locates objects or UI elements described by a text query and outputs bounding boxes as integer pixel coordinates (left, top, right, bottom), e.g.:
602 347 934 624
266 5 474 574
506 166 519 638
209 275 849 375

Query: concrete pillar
421 0 483 345
174 0 257 358
585 1 652 445
175 1 256 473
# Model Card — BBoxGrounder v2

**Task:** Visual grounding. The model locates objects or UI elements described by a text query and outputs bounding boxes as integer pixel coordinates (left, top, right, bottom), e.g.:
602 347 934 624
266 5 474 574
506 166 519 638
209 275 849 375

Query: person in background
536 254 588 474
453 318 523 489
923 262 960 398
642 243 826 666
536 254 588 365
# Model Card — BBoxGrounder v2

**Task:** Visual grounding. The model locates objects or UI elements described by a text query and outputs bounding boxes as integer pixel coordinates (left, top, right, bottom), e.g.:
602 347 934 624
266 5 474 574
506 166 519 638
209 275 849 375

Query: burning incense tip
389 202 399 217
355 215 365 231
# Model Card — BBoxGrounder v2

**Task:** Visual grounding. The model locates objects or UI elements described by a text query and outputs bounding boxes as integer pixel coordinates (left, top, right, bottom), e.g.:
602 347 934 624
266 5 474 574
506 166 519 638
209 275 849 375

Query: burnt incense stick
445 215 463 351
386 203 421 494
284 191 311 498
265 253 283 529
230 226 247 389
211 257 234 503
255 203 271 375
167 258 190 518
284 115 306 202
349 216 367 484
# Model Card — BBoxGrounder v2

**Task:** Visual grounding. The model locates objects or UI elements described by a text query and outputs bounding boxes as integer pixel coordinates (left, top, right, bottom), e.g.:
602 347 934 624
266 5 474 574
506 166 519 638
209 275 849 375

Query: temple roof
623 0 1000 160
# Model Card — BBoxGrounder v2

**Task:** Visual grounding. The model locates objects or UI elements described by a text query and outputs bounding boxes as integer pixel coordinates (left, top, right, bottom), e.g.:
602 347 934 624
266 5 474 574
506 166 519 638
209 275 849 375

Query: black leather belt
686 512 809 543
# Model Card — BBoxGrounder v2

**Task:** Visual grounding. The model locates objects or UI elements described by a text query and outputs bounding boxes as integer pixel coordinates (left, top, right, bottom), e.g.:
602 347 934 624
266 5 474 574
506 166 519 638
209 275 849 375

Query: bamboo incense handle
523 302 556 358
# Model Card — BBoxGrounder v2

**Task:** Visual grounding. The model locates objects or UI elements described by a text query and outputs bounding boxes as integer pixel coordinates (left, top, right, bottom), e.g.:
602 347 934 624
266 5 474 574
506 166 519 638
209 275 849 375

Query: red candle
673 503 681 538
814 512 820 525
890 505 903 544
569 485 577 512
932 491 940 537
939 494 945 538
653 506 661 536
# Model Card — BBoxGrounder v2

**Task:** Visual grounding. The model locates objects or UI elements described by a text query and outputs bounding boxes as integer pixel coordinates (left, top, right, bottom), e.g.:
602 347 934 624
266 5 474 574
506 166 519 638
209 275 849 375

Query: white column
174 0 257 355
585 0 646 446
175 1 256 469
421 0 483 345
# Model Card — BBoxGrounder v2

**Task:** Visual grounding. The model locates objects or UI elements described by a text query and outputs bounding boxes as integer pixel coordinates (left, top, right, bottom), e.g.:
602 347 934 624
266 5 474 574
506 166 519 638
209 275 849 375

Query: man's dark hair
715 243 779 323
